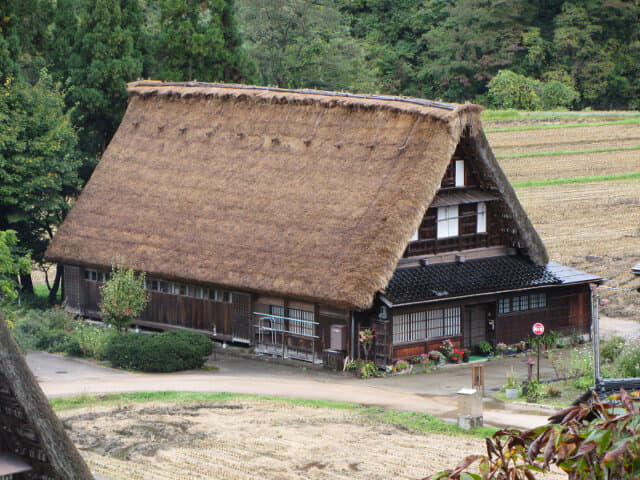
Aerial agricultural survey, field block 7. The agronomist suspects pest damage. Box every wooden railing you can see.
[405,233,489,257]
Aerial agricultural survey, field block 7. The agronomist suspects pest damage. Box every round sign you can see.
[532,322,545,336]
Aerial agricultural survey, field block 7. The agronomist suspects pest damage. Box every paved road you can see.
[27,349,562,430]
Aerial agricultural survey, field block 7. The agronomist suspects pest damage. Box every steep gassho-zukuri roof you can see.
[46,81,546,309]
[0,315,94,479]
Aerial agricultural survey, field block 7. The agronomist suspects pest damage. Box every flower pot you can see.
[505,388,519,399]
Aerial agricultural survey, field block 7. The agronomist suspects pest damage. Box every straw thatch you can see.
[0,315,94,479]
[46,81,546,309]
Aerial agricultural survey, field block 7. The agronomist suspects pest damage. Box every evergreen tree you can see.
[157,0,255,82]
[239,0,373,91]
[65,0,142,168]
[0,0,21,82]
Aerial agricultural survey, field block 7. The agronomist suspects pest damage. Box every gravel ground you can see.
[60,400,566,480]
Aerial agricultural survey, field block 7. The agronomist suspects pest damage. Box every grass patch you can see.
[50,391,495,438]
[485,118,640,133]
[361,407,496,438]
[512,172,640,188]
[496,144,640,159]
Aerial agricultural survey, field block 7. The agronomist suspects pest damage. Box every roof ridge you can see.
[129,80,464,111]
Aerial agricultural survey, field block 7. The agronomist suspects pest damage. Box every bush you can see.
[487,70,543,110]
[615,343,640,378]
[104,329,213,372]
[427,389,640,480]
[600,336,626,363]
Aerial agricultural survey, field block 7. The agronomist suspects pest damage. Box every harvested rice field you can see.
[515,179,640,317]
[498,149,640,183]
[485,114,640,319]
[60,399,564,480]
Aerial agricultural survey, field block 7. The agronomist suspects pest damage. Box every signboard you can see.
[532,322,544,336]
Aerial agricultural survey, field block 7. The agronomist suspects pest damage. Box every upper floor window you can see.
[477,202,487,233]
[437,205,459,239]
[455,160,465,187]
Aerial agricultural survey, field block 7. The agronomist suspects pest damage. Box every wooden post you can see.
[472,363,485,396]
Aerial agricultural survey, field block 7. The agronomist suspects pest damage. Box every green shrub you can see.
[487,70,543,110]
[600,336,626,363]
[104,329,213,372]
[615,343,640,378]
[72,322,114,359]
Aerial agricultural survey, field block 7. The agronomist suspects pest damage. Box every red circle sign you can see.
[532,323,545,336]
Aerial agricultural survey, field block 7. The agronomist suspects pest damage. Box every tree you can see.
[238,0,373,91]
[157,0,256,83]
[65,0,143,169]
[487,70,543,110]
[99,265,149,333]
[0,71,80,300]
[0,0,21,83]
[0,230,31,305]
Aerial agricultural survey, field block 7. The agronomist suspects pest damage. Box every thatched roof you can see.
[0,316,94,479]
[46,81,546,309]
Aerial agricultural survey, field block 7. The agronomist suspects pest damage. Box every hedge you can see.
[104,329,213,372]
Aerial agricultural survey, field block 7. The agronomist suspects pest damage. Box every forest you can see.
[0,0,639,301]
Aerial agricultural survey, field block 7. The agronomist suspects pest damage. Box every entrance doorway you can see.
[464,304,488,349]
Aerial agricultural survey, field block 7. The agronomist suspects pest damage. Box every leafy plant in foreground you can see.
[425,388,640,479]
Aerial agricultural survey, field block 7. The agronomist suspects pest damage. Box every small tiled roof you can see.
[546,262,602,284]
[382,256,599,306]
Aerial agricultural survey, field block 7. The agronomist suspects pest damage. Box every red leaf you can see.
[573,440,597,458]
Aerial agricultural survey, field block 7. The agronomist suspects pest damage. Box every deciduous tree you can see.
[99,265,149,333]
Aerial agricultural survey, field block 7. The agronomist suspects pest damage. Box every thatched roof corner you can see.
[0,315,94,479]
[46,81,542,310]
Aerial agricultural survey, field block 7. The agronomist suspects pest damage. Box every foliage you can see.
[0,72,80,284]
[427,389,640,480]
[477,341,493,355]
[393,359,410,373]
[0,230,30,304]
[7,306,113,358]
[505,367,520,389]
[238,0,373,91]
[103,330,213,372]
[99,265,149,333]
[65,0,142,164]
[358,360,378,379]
[449,348,464,363]
[487,70,543,110]
[614,343,640,378]
[600,336,626,364]
[157,0,255,83]
[496,342,508,355]
[439,339,454,357]
[522,379,543,402]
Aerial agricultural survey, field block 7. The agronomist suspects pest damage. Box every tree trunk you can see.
[20,272,34,295]
[49,267,63,305]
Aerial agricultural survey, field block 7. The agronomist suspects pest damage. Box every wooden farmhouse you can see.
[46,81,601,366]
[0,316,94,480]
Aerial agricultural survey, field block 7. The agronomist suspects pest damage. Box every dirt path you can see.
[599,315,640,340]
[30,351,557,431]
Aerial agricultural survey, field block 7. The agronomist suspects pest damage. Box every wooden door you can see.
[464,305,487,348]
[231,293,252,343]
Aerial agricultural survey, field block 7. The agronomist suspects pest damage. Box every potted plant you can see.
[449,348,464,363]
[462,349,470,363]
[478,341,493,357]
[496,342,508,356]
[438,339,454,359]
[504,367,520,399]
